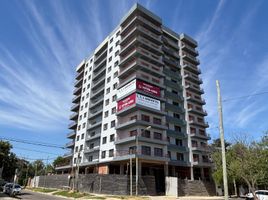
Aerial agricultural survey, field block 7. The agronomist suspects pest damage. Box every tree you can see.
[53,156,69,168]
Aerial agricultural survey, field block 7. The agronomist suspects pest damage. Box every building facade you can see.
[57,3,211,193]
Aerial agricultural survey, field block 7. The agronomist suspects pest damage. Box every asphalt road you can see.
[0,190,68,200]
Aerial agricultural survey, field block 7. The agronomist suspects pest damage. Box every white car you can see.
[246,190,268,200]
[3,183,22,196]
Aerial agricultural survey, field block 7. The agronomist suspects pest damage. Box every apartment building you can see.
[57,3,211,193]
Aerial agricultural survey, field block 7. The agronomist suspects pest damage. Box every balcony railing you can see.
[181,42,199,56]
[189,120,209,128]
[188,107,208,116]
[182,62,201,74]
[67,131,76,139]
[65,141,75,148]
[182,52,200,65]
[184,73,203,84]
[185,84,204,95]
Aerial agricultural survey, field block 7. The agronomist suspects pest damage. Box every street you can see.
[0,190,67,200]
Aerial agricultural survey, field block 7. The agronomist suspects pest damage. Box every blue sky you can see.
[0,0,268,162]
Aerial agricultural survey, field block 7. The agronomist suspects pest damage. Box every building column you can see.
[120,163,124,175]
[201,168,205,180]
[190,166,194,180]
[164,162,169,177]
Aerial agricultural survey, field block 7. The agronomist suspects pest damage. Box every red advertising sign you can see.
[136,80,161,97]
[117,93,136,112]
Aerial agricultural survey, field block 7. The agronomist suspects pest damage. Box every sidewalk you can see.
[149,196,224,200]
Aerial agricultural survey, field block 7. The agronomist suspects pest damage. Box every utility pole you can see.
[135,134,138,196]
[130,157,132,196]
[216,80,229,200]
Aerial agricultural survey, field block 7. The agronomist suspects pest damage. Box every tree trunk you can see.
[233,179,237,197]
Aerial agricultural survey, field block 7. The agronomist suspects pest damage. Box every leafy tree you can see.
[53,156,69,168]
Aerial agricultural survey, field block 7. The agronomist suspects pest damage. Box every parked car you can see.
[0,180,7,191]
[3,183,22,196]
[246,190,268,200]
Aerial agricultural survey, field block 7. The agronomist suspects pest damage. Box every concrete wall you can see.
[166,177,177,196]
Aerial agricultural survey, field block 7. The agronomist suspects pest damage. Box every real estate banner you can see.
[117,93,136,112]
[117,79,160,99]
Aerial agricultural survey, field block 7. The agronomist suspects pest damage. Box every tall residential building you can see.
[57,3,212,193]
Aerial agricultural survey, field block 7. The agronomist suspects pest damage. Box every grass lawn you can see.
[29,187,58,193]
[53,190,87,198]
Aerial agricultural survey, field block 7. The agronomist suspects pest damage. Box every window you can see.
[114,60,119,66]
[111,120,115,128]
[106,88,110,94]
[175,126,181,132]
[81,133,84,139]
[90,131,95,137]
[102,137,107,144]
[154,148,163,157]
[141,146,151,156]
[78,125,81,131]
[153,117,161,125]
[116,40,120,46]
[130,130,137,136]
[82,96,84,101]
[82,122,86,128]
[75,146,78,152]
[109,47,113,53]
[107,77,111,83]
[79,115,82,120]
[112,107,116,114]
[87,84,90,89]
[109,149,114,157]
[84,79,87,84]
[105,99,109,106]
[199,129,205,135]
[80,145,83,151]
[110,37,113,43]
[88,156,93,162]
[172,90,178,95]
[141,129,150,138]
[192,140,198,147]
[141,114,150,122]
[129,146,136,154]
[109,56,112,62]
[104,111,109,118]
[173,113,180,119]
[112,95,117,102]
[80,105,83,111]
[88,75,91,80]
[173,101,179,106]
[101,151,106,158]
[177,153,184,161]
[110,134,115,142]
[176,139,183,146]
[103,123,108,130]
[108,66,112,72]
[193,154,199,162]
[84,112,87,118]
[130,115,137,120]
[190,127,196,134]
[113,83,118,90]
[85,102,88,108]
[74,158,77,164]
[83,88,85,92]
[85,71,88,75]
[168,151,171,158]
[90,59,93,63]
[154,132,162,140]
[116,31,120,37]
[113,71,118,78]
[90,143,94,149]
[86,93,89,98]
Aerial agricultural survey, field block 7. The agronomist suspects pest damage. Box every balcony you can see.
[168,144,188,152]
[91,87,104,98]
[89,96,104,109]
[70,103,79,112]
[190,132,211,140]
[116,119,167,131]
[73,85,82,95]
[92,67,106,82]
[188,108,207,116]
[166,115,186,126]
[186,96,206,105]
[137,16,162,34]
[193,160,213,167]
[115,134,168,146]
[180,33,198,48]
[72,94,81,104]
[163,68,181,80]
[87,121,102,131]
[84,146,100,154]
[189,120,209,128]
[162,46,180,60]
[92,76,105,91]
[163,56,179,68]
[65,141,75,148]
[162,37,179,50]
[88,109,103,120]
[164,79,183,91]
[75,70,84,80]
[85,133,101,141]
[68,121,77,130]
[63,152,73,158]
[93,58,106,73]
[67,131,76,139]
[94,49,107,65]
[164,91,184,102]
[166,129,187,139]
[182,62,201,74]
[182,53,200,65]
[169,160,190,167]
[185,84,204,95]
[192,146,210,153]
[184,73,203,84]
[69,112,79,120]
[74,78,83,88]
[165,102,185,114]
[181,43,199,56]
[119,58,164,79]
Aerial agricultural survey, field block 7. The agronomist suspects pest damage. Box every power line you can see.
[0,137,65,149]
[13,146,62,156]
[222,91,268,102]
